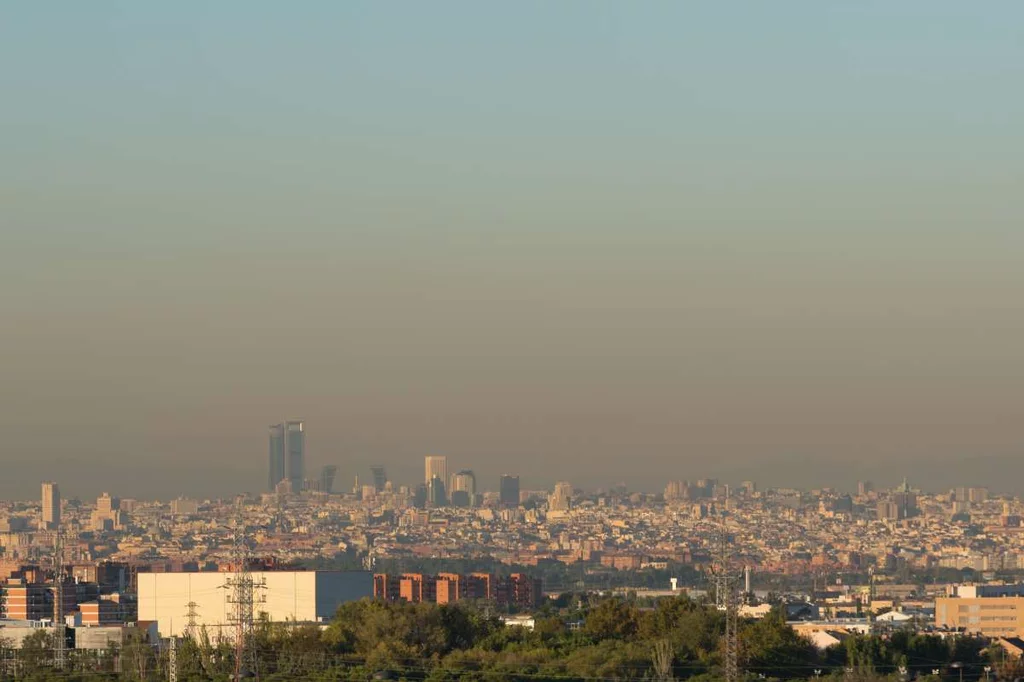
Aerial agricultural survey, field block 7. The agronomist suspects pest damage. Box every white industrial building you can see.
[137,571,372,638]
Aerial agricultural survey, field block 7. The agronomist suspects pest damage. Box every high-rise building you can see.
[505,573,543,609]
[952,486,989,504]
[373,572,541,608]
[451,470,476,496]
[171,498,199,516]
[549,481,573,512]
[370,465,387,493]
[425,456,448,487]
[499,475,520,508]
[91,492,123,531]
[436,573,462,604]
[319,465,337,494]
[285,421,305,491]
[268,424,286,491]
[41,482,60,530]
[664,481,684,501]
[413,483,428,509]
[892,478,918,519]
[858,481,874,497]
[96,492,118,516]
[428,476,448,507]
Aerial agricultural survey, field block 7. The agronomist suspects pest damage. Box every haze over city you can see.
[3,2,1024,500]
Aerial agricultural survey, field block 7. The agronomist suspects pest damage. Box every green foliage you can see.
[581,597,641,641]
[0,597,998,681]
[741,608,818,680]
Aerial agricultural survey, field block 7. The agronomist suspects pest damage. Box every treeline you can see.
[3,595,1021,682]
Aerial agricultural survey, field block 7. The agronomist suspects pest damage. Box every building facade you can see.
[935,595,1024,638]
[499,475,520,508]
[425,456,448,487]
[373,572,541,609]
[269,421,305,491]
[549,482,573,512]
[284,421,305,491]
[137,570,372,638]
[41,482,60,530]
[268,423,286,491]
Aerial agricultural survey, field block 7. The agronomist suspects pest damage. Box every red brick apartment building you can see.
[374,572,542,609]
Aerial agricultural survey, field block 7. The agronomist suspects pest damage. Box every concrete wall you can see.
[0,624,48,648]
[75,626,129,650]
[137,571,372,637]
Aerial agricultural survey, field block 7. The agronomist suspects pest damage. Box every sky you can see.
[2,2,1023,500]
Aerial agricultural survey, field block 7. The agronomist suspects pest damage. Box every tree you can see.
[16,629,54,676]
[122,629,155,681]
[582,598,641,641]
[653,638,674,682]
[740,608,819,680]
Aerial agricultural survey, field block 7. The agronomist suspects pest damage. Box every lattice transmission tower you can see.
[184,601,200,639]
[222,503,266,680]
[710,514,741,682]
[52,529,68,668]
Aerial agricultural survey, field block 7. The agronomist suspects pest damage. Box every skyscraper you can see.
[451,470,477,507]
[425,456,448,487]
[499,475,520,508]
[268,424,286,491]
[451,470,476,495]
[549,481,573,512]
[319,465,337,494]
[428,476,448,507]
[285,421,305,491]
[370,465,387,493]
[413,483,428,509]
[41,482,61,530]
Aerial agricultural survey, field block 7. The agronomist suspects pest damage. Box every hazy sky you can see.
[2,2,1023,500]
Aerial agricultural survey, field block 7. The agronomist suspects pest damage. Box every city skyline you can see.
[5,431,1023,500]
[4,3,1024,499]
[6,465,1010,506]
[5,3,1024,677]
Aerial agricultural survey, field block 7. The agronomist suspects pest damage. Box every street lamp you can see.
[951,662,964,682]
